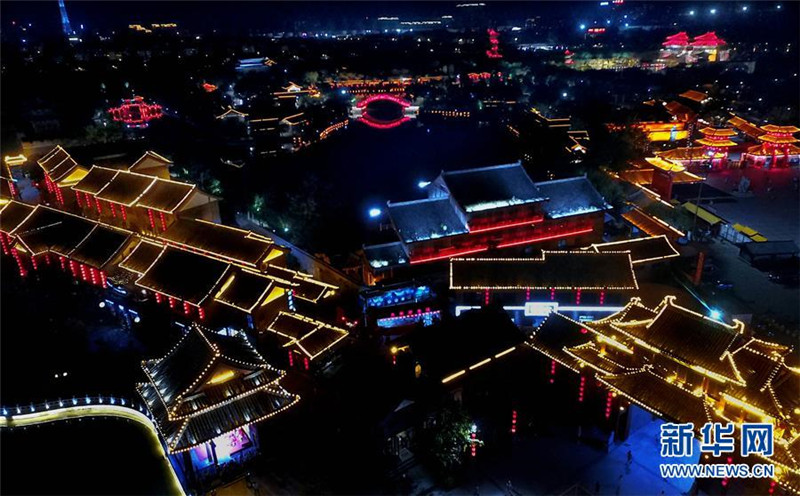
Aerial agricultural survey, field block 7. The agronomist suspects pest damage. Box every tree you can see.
[82,122,124,145]
[586,170,625,210]
[643,202,694,232]
[419,403,474,486]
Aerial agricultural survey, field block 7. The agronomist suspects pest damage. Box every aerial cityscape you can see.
[0,1,798,495]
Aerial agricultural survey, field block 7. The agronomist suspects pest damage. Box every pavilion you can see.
[741,125,800,169]
[137,324,299,477]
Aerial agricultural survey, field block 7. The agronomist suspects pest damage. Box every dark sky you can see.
[2,1,797,38]
[1,1,580,33]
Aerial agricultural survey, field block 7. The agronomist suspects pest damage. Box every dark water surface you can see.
[1,417,179,495]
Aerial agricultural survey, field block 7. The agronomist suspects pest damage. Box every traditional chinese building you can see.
[108,96,163,128]
[363,163,608,282]
[449,250,641,326]
[71,166,220,232]
[621,207,686,242]
[695,127,738,169]
[36,146,90,205]
[528,296,800,495]
[617,157,703,200]
[741,125,800,169]
[137,324,300,479]
[660,31,729,64]
[0,200,342,355]
[36,146,221,227]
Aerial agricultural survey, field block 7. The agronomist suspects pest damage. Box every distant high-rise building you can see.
[58,0,76,38]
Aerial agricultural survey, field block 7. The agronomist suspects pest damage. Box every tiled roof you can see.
[119,240,164,274]
[615,298,744,383]
[72,166,120,194]
[135,247,230,305]
[265,312,348,360]
[136,180,195,213]
[138,325,297,453]
[584,235,680,264]
[601,369,714,428]
[679,90,709,103]
[387,197,468,243]
[69,225,133,269]
[95,170,157,206]
[450,251,637,290]
[0,200,35,234]
[363,241,409,269]
[213,269,277,313]
[535,176,609,219]
[37,146,80,182]
[621,208,685,239]
[11,206,96,256]
[441,162,545,213]
[161,218,284,268]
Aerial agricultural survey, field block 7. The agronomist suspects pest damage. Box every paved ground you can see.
[704,167,800,244]
[416,415,698,496]
[702,240,800,325]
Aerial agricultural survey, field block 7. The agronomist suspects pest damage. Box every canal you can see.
[1,417,181,495]
[232,118,519,256]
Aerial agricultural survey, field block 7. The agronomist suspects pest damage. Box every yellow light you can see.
[206,369,235,385]
[390,346,398,355]
[469,358,491,370]
[721,393,774,421]
[494,347,515,358]
[4,154,26,166]
[442,370,466,384]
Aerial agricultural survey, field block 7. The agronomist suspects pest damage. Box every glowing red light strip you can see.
[468,216,544,233]
[355,93,412,109]
[496,226,593,249]
[409,227,593,264]
[409,246,489,264]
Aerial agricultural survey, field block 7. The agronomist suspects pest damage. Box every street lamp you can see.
[368,208,382,218]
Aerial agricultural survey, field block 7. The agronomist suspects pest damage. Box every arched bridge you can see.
[350,93,419,129]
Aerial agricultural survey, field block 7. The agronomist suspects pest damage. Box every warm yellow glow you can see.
[469,358,491,370]
[4,154,26,166]
[494,347,516,358]
[649,130,688,142]
[691,365,729,384]
[596,334,634,354]
[214,274,236,299]
[264,248,285,263]
[206,369,236,385]
[260,286,285,306]
[721,393,774,422]
[390,346,398,355]
[441,370,466,384]
[57,166,89,187]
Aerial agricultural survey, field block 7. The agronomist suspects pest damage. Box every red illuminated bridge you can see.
[350,93,419,130]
